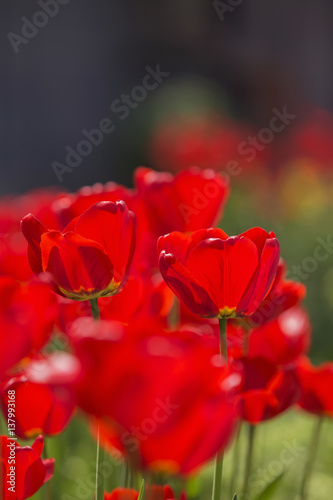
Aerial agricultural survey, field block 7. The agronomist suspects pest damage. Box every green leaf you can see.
[137,479,145,500]
[232,494,237,500]
[255,471,285,500]
[254,472,285,500]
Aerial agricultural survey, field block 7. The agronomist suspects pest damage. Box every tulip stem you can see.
[95,423,105,500]
[299,416,323,500]
[90,299,104,500]
[218,318,228,360]
[229,423,241,497]
[211,319,228,500]
[90,298,101,320]
[123,461,129,487]
[242,424,256,499]
[42,439,52,500]
[212,453,224,500]
[0,411,5,434]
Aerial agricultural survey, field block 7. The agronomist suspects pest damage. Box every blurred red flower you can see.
[241,260,306,329]
[147,115,254,173]
[134,167,229,235]
[285,106,333,169]
[21,201,136,301]
[54,182,133,229]
[0,277,57,382]
[0,188,65,236]
[0,189,68,281]
[105,485,183,500]
[0,233,34,281]
[105,489,138,500]
[245,306,311,365]
[234,357,301,423]
[70,318,240,475]
[297,357,333,417]
[0,434,54,500]
[1,353,80,439]
[228,306,311,365]
[158,227,280,319]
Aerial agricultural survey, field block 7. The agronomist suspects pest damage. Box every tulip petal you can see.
[240,227,275,255]
[16,442,46,498]
[235,389,279,423]
[158,232,192,266]
[43,458,55,483]
[186,237,258,315]
[41,231,114,299]
[159,251,219,317]
[74,201,136,283]
[237,237,280,316]
[158,228,229,267]
[21,214,48,273]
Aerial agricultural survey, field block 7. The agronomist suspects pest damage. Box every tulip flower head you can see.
[70,318,241,475]
[158,227,280,319]
[297,357,333,417]
[21,201,136,301]
[0,434,54,500]
[1,352,80,439]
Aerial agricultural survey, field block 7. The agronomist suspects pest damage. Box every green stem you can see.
[123,461,130,488]
[299,417,323,500]
[218,318,228,360]
[90,299,104,500]
[90,298,101,320]
[212,454,224,500]
[211,318,228,500]
[42,439,52,500]
[242,424,256,500]
[229,423,241,497]
[95,424,105,500]
[0,411,5,434]
[168,297,180,329]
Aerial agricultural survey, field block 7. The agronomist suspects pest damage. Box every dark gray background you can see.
[1,0,333,193]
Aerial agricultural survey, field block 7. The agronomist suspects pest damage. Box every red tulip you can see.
[297,357,333,417]
[158,227,280,319]
[234,357,301,424]
[0,434,54,500]
[1,353,80,439]
[21,201,136,300]
[70,319,240,474]
[105,485,182,500]
[0,277,57,382]
[134,167,229,234]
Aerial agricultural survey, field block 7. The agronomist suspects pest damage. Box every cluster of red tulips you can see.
[0,166,332,500]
